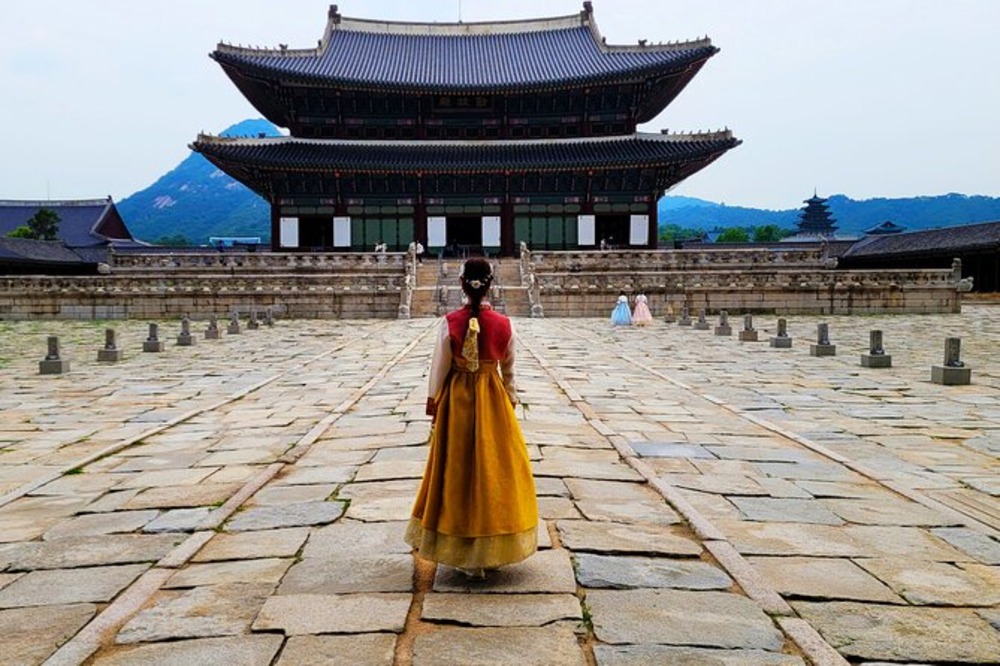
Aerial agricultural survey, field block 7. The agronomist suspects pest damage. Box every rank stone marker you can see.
[738,314,759,342]
[143,323,165,353]
[97,328,123,362]
[861,329,892,368]
[663,303,676,324]
[39,336,70,374]
[678,307,692,327]
[931,337,972,385]
[770,318,793,348]
[205,314,221,340]
[177,315,196,346]
[248,310,260,330]
[264,308,275,327]
[714,310,732,336]
[693,308,711,330]
[810,322,836,356]
[227,312,242,335]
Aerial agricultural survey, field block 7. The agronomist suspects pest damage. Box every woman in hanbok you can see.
[632,293,653,326]
[611,291,633,326]
[406,258,538,578]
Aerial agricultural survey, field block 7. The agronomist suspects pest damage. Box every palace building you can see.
[193,3,739,256]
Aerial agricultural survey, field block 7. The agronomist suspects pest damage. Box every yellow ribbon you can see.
[462,317,481,372]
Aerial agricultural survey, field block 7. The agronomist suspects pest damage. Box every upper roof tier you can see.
[212,3,717,93]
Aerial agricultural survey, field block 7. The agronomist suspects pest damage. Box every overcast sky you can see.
[2,0,998,210]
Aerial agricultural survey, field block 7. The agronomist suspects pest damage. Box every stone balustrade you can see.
[527,248,831,273]
[110,250,408,273]
[0,273,405,320]
[533,266,961,316]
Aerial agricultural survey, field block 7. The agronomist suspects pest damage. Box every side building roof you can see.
[842,220,1000,259]
[212,4,717,96]
[0,197,134,248]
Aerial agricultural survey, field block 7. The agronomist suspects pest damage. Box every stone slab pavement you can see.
[0,306,997,664]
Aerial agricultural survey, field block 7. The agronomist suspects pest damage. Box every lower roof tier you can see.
[192,132,739,199]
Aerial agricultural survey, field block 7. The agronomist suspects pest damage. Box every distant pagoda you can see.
[795,193,839,237]
[192,3,739,255]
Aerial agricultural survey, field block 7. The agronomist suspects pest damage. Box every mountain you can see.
[118,119,281,244]
[119,118,1000,244]
[659,193,1000,236]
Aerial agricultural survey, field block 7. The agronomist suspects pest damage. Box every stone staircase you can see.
[493,259,530,318]
[407,258,531,318]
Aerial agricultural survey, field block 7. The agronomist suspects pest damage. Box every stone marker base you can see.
[97,349,123,362]
[248,322,260,330]
[678,318,692,327]
[714,325,732,336]
[739,330,759,342]
[177,335,196,347]
[664,315,676,323]
[143,341,166,353]
[770,337,793,348]
[861,353,892,368]
[39,359,70,374]
[227,326,241,335]
[205,330,221,340]
[693,322,710,331]
[810,344,836,357]
[931,365,971,385]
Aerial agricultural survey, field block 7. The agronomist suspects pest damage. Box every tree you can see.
[752,224,792,242]
[5,207,61,240]
[153,234,192,247]
[716,227,750,243]
[658,224,704,243]
[27,208,60,240]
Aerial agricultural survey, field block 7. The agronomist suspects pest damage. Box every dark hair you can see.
[460,258,493,317]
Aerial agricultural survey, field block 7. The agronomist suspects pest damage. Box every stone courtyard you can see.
[0,306,998,665]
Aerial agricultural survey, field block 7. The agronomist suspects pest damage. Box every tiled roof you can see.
[212,7,716,91]
[843,221,1000,258]
[0,237,90,264]
[191,131,740,173]
[0,198,129,247]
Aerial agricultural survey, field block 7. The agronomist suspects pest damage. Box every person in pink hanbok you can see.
[632,293,653,326]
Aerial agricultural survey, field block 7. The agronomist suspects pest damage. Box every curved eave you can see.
[212,45,717,97]
[190,134,741,178]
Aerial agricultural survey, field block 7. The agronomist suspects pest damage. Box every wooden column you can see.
[501,200,515,257]
[648,195,659,250]
[269,204,281,252]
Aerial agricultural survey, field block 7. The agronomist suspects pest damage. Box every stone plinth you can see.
[143,340,165,352]
[739,330,759,342]
[177,316,196,346]
[97,349,123,362]
[770,336,792,348]
[931,365,971,385]
[714,325,732,336]
[39,358,70,374]
[861,353,892,368]
[810,343,836,357]
[39,336,69,374]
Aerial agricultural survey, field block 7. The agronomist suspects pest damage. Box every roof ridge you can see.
[0,198,111,207]
[214,3,711,58]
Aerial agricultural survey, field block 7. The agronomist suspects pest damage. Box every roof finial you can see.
[583,1,593,14]
[329,5,341,23]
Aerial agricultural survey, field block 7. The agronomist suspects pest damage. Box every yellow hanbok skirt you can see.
[406,360,538,569]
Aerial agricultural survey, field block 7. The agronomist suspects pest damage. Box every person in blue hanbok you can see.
[611,291,632,326]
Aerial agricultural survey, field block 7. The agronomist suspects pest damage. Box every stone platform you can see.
[0,307,998,664]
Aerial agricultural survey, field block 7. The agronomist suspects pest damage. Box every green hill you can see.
[118,119,279,245]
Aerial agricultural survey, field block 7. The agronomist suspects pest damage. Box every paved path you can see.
[0,307,998,665]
